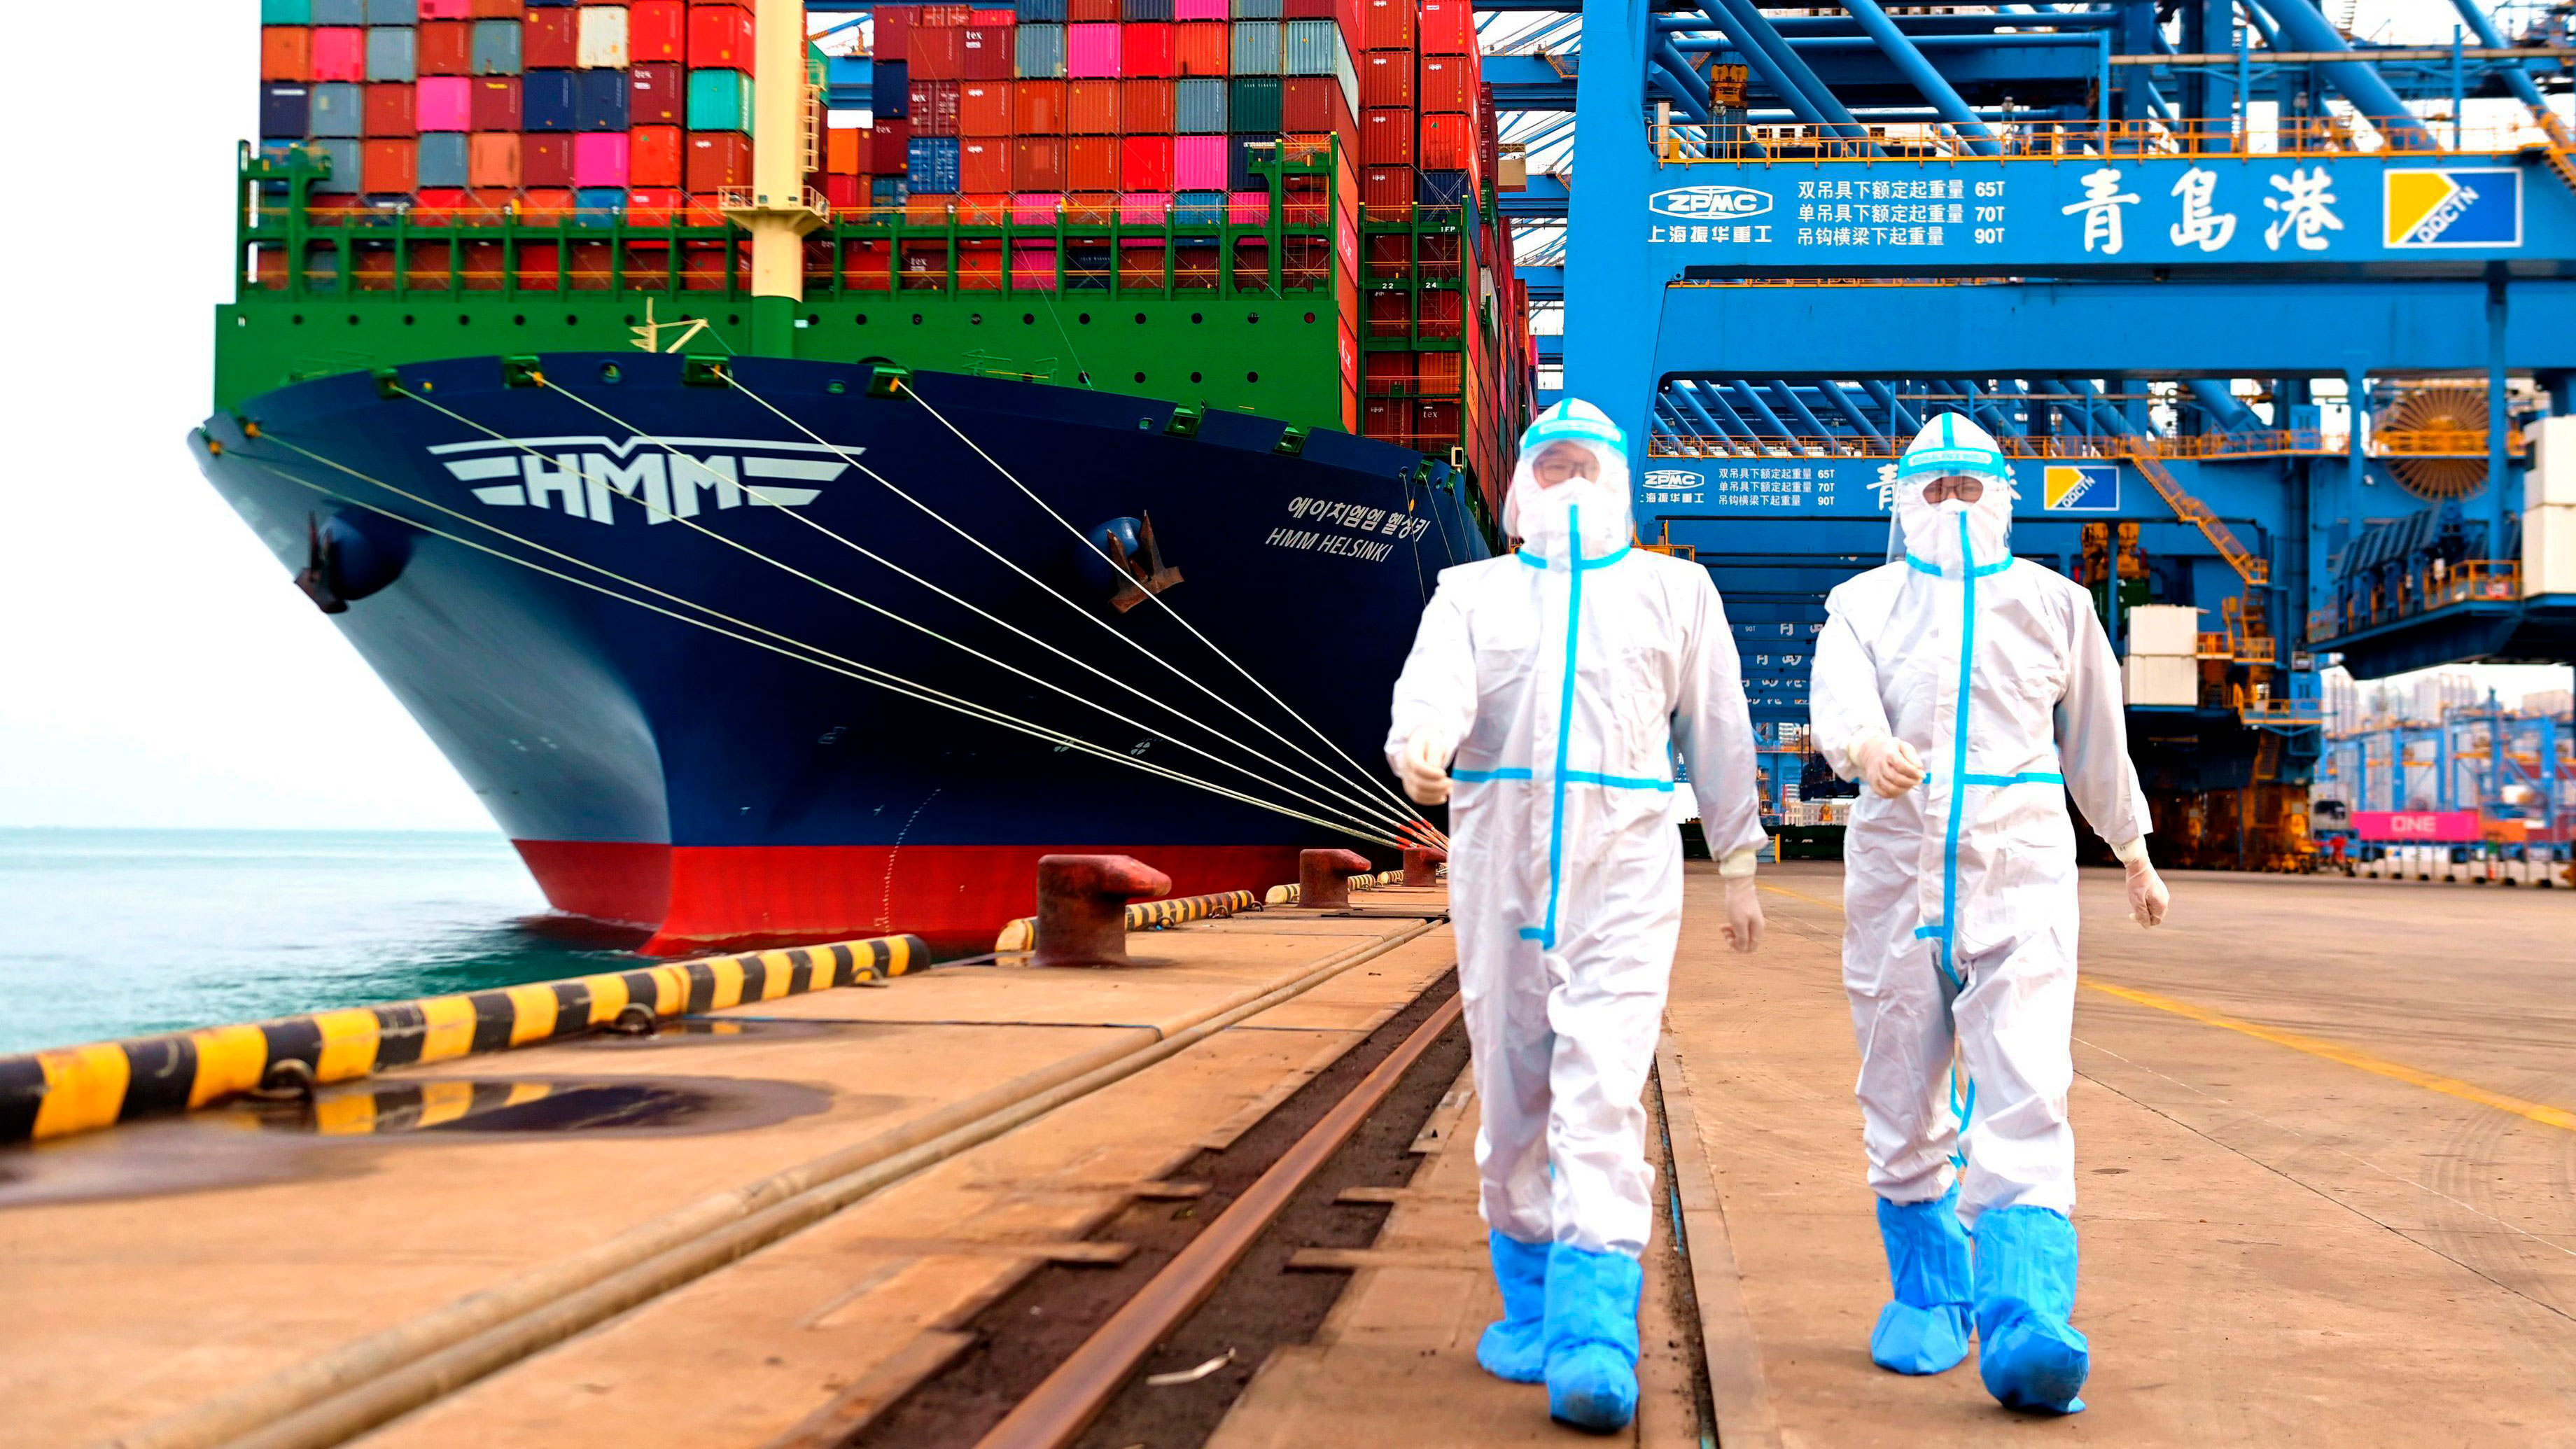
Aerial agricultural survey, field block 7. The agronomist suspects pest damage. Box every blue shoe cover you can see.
[1869,1189,1973,1375]
[1543,1243,1643,1433]
[1973,1205,2090,1415]
[1476,1231,1549,1383]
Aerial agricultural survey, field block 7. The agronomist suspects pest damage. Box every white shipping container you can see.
[2523,503,2576,596]
[2528,416,2576,509]
[2124,603,2202,658]
[578,7,629,69]
[2123,654,2199,706]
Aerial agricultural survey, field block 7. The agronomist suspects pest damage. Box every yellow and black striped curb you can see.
[993,889,1260,953]
[1261,870,1406,906]
[0,934,928,1145]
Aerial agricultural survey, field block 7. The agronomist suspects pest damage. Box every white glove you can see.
[2114,837,2169,927]
[1851,732,1925,799]
[1718,849,1763,953]
[1396,727,1457,806]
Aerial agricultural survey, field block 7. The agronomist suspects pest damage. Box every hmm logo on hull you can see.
[1648,185,1773,220]
[430,435,862,525]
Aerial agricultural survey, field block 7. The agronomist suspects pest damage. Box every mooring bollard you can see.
[1032,854,1174,968]
[1402,846,1446,887]
[1298,848,1375,910]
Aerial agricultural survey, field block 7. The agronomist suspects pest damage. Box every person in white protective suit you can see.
[1809,412,2173,1416]
[1385,398,1768,1434]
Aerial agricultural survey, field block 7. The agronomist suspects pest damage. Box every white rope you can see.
[384,383,1405,847]
[240,439,1410,849]
[890,378,1448,846]
[721,371,1448,850]
[524,378,1424,845]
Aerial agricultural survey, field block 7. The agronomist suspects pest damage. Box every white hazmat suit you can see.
[1809,412,2168,1414]
[1387,398,1766,1431]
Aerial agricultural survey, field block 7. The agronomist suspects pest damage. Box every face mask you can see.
[1900,488,2009,571]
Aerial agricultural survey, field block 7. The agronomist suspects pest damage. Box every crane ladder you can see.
[2122,444,2269,587]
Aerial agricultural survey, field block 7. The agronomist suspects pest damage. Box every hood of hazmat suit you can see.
[1383,396,1766,1266]
[1809,412,2148,1414]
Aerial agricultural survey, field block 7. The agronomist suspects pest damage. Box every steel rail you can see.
[972,990,1468,1449]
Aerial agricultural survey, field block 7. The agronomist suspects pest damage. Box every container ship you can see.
[201,0,1536,953]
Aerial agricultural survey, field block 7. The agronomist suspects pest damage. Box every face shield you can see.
[1506,399,1634,564]
[1886,412,2015,573]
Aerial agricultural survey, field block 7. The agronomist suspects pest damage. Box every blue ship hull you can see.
[194,355,1485,951]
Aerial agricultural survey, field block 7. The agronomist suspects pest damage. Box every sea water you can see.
[0,830,640,1054]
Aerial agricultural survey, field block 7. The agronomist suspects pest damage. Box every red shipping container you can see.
[630,2,686,60]
[875,6,911,62]
[1175,23,1228,77]
[313,28,364,81]
[469,0,525,15]
[1361,164,1413,213]
[363,83,418,137]
[1067,79,1119,134]
[1068,135,1120,191]
[1418,289,1462,337]
[960,138,1012,191]
[630,62,684,123]
[961,24,1015,80]
[262,27,314,82]
[1068,0,1119,20]
[1419,111,1469,170]
[910,79,961,134]
[872,118,913,172]
[688,7,755,66]
[909,24,966,79]
[969,8,1017,24]
[418,20,473,74]
[918,6,974,27]
[1359,52,1409,107]
[960,81,1011,135]
[1014,136,1067,189]
[1361,0,1412,51]
[1419,0,1471,53]
[468,131,520,188]
[1120,79,1173,134]
[626,186,683,224]
[523,132,575,186]
[419,0,472,15]
[1121,134,1173,191]
[685,130,752,190]
[1361,108,1412,167]
[1417,55,1471,113]
[1281,76,1342,131]
[524,10,578,69]
[1286,0,1335,18]
[1013,78,1065,132]
[361,138,417,194]
[470,76,523,129]
[826,127,864,175]
[824,173,866,210]
[1121,23,1175,78]
[631,123,685,185]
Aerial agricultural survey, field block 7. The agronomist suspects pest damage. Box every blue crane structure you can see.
[2316,696,2573,851]
[1485,0,2576,867]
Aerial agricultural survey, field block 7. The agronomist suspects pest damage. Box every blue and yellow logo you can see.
[2384,168,2521,248]
[2042,463,2119,512]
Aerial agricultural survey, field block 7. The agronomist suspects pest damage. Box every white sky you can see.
[0,2,2561,832]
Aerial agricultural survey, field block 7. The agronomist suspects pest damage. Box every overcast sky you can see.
[0,1,2562,833]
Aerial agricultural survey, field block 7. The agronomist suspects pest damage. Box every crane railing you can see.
[1645,429,2346,461]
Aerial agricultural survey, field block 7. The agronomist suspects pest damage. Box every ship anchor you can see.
[1102,512,1183,614]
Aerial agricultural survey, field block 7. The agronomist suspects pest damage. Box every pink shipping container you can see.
[1120,191,1172,224]
[417,76,473,130]
[1011,245,1060,289]
[314,28,365,82]
[1228,190,1270,224]
[1011,192,1065,223]
[1067,23,1122,78]
[574,131,630,187]
[421,0,474,17]
[1173,134,1226,188]
[1175,0,1227,17]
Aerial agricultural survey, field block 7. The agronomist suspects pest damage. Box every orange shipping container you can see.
[960,139,1012,192]
[1067,134,1120,190]
[632,124,685,186]
[468,130,520,189]
[260,27,314,82]
[960,80,1012,134]
[826,127,864,175]
[360,138,417,194]
[1175,23,1228,78]
[1014,78,1066,132]
[1014,135,1067,190]
[1068,79,1119,134]
[1121,78,1173,134]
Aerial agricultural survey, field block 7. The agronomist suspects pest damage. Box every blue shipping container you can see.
[366,0,417,22]
[310,136,362,194]
[417,131,470,188]
[872,59,910,116]
[1017,0,1069,22]
[1417,169,1471,206]
[365,25,417,82]
[872,177,911,207]
[1014,25,1065,78]
[522,69,578,130]
[470,19,522,75]
[310,0,365,23]
[1174,77,1226,133]
[575,188,626,227]
[687,69,753,130]
[574,66,630,130]
[1123,0,1174,18]
[260,0,314,22]
[307,83,363,138]
[259,83,311,139]
[907,136,960,193]
[1173,190,1226,226]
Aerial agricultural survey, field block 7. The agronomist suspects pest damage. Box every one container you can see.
[960,80,1012,134]
[908,134,963,192]
[1415,168,1471,207]
[874,58,911,115]
[909,23,966,78]
[1067,134,1119,189]
[960,136,1011,192]
[1359,50,1408,106]
[1014,137,1067,189]
[574,186,626,227]
[417,130,471,188]
[1121,77,1174,132]
[629,1,685,62]
[522,132,575,187]
[1018,0,1069,20]
[1013,77,1066,131]
[1226,132,1271,190]
[1014,24,1065,78]
[1418,111,1469,170]
[366,26,417,80]
[575,6,629,67]
[871,118,912,173]
[1175,0,1226,17]
[1068,0,1118,20]
[522,68,577,129]
[264,0,316,21]
[1121,22,1175,77]
[417,0,471,17]
[1280,20,1336,76]
[1121,134,1173,190]
[469,75,522,129]
[363,80,416,136]
[1067,22,1121,77]
[687,69,753,130]
[962,24,1016,80]
[309,136,363,193]
[875,6,913,60]
[1360,163,1413,212]
[1418,54,1471,112]
[1174,22,1227,76]
[360,136,417,193]
[629,61,684,124]
[1123,0,1175,18]
[1231,0,1282,18]
[260,83,313,138]
[574,130,629,186]
[1228,20,1279,75]
[523,9,578,69]
[1174,76,1226,132]
[417,20,472,74]
[1360,0,1410,50]
[1418,0,1474,54]
[1119,190,1171,223]
[873,176,912,206]
[470,18,522,74]
[1360,106,1410,165]
[575,66,630,130]
[1280,75,1344,131]
[1172,188,1224,224]
[262,27,316,83]
[688,6,755,67]
[417,75,472,129]
[312,0,365,21]
[1173,133,1226,188]
[1227,75,1280,132]
[468,130,520,188]
[631,123,684,186]
[1067,78,1118,132]
[686,130,754,190]
[1010,243,1060,289]
[910,79,961,134]
[314,27,366,81]
[368,0,416,22]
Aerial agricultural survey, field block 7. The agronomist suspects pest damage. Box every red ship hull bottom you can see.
[512,839,1312,956]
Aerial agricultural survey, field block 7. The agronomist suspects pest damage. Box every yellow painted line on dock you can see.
[1757,881,1843,911]
[2082,979,2576,1134]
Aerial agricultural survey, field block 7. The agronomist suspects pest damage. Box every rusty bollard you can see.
[1402,846,1447,887]
[1032,854,1172,968]
[1298,848,1375,911]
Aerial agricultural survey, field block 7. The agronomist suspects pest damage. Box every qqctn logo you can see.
[1648,186,1772,220]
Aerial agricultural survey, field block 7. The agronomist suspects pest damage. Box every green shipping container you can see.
[1227,76,1281,135]
[686,69,755,132]
[261,0,314,20]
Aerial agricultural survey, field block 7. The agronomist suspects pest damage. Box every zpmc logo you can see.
[1648,185,1773,220]
[2384,168,2521,248]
